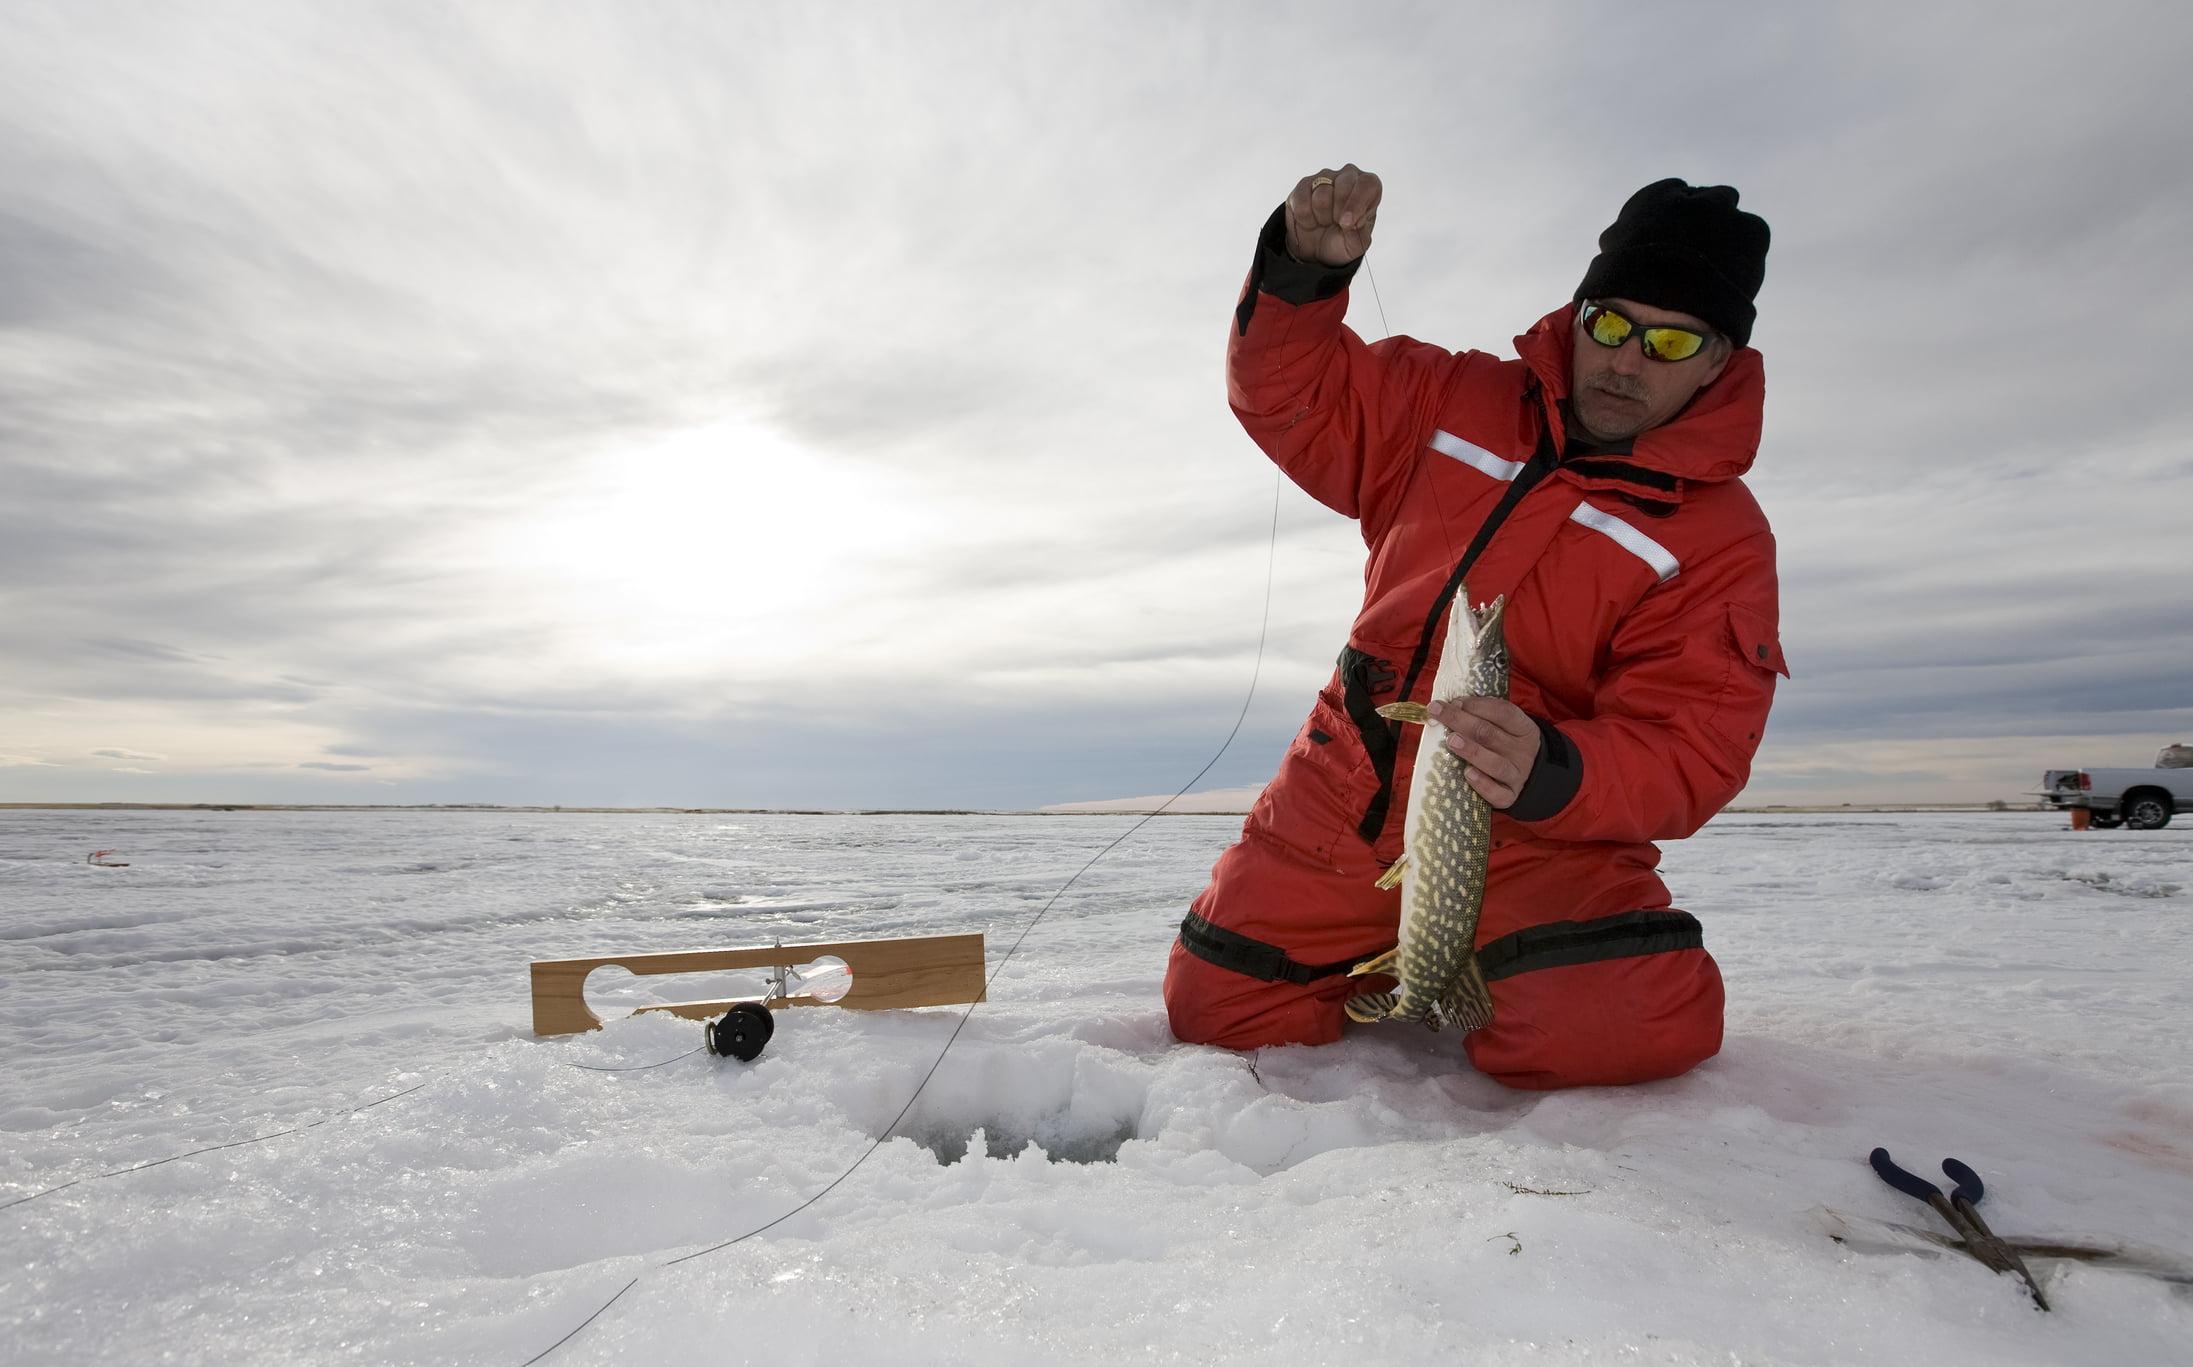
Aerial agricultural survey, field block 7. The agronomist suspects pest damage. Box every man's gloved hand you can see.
[1427,696,1545,810]
[1284,164,1381,266]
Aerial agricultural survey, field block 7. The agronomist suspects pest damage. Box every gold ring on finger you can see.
[1309,176,1334,190]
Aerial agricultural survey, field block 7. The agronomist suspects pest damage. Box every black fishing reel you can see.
[704,1002,775,1062]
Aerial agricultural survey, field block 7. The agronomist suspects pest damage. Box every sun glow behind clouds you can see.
[494,416,932,682]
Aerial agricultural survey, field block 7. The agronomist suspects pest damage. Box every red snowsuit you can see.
[1163,237,1787,1090]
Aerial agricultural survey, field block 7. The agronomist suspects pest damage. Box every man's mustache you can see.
[1588,375,1649,402]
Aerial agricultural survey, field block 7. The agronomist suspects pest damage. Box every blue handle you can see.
[1941,1157,1985,1205]
[1870,1147,1943,1202]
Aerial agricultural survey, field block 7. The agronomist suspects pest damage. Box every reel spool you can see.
[704,1002,775,1061]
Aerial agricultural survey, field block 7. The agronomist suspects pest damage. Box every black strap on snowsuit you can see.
[1475,909,1703,982]
[1342,415,1560,845]
[1177,907,1705,987]
[1178,910,1364,985]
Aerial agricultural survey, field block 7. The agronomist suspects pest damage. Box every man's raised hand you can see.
[1284,164,1381,266]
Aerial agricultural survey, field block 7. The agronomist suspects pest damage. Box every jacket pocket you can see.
[1253,671,1387,869]
[1726,604,1789,678]
[1708,603,1788,750]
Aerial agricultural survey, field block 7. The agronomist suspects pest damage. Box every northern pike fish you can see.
[1343,588,1506,1031]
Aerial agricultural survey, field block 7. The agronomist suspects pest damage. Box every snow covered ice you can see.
[2,808,2189,1365]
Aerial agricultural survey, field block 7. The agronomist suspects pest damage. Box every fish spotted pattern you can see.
[1343,588,1506,1031]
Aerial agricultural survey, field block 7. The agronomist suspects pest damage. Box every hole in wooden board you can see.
[786,955,852,1004]
[582,956,856,1016]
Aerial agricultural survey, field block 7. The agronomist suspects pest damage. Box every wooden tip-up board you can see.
[529,932,986,1037]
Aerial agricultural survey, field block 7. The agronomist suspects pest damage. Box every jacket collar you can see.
[1513,303,1765,499]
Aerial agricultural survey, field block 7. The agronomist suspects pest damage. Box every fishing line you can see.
[1365,260,1392,340]
[0,1077,436,1213]
[1363,257,1458,565]
[562,1047,707,1073]
[2,1031,679,1212]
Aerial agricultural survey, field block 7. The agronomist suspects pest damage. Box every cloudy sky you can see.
[3,1,2189,810]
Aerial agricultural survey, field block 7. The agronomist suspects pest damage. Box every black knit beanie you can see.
[1574,178,1769,347]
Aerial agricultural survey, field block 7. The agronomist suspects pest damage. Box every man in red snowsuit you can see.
[1164,166,1786,1089]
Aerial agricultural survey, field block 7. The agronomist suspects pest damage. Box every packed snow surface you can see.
[2,808,2189,1365]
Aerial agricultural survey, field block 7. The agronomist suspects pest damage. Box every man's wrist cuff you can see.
[1508,715,1583,822]
[1252,203,1361,306]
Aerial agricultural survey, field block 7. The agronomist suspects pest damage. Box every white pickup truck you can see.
[2038,745,2193,829]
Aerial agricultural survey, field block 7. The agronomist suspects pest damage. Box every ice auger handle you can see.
[1868,1147,1942,1202]
[1940,1157,1985,1204]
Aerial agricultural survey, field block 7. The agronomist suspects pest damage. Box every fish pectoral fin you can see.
[1347,947,1398,981]
[1442,957,1496,1033]
[1373,854,1410,890]
[1375,701,1432,724]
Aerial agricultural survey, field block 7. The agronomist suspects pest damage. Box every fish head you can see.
[1468,594,1509,682]
[1465,593,1507,645]
[1435,588,1510,699]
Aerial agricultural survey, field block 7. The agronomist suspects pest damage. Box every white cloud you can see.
[3,2,2189,807]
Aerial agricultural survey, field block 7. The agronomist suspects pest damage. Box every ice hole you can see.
[895,1114,1142,1166]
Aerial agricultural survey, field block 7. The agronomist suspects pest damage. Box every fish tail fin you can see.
[1344,989,1397,1024]
[1373,854,1409,890]
[1441,957,1496,1033]
[1343,947,1399,1022]
[1376,701,1432,724]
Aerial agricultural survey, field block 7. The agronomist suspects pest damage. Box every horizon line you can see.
[0,800,2053,816]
